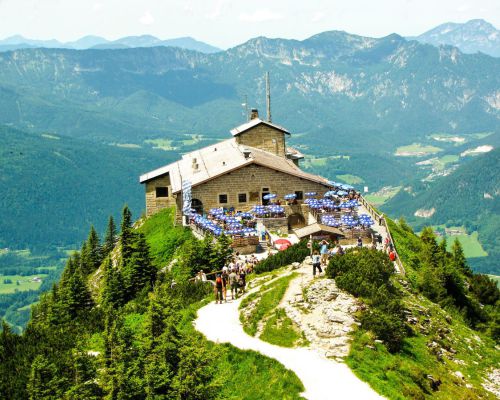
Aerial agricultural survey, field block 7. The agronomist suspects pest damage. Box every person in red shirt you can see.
[389,251,396,262]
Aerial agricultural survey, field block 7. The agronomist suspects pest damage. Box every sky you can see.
[0,0,498,49]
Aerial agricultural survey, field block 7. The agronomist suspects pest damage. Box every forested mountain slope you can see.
[383,149,500,274]
[0,125,174,249]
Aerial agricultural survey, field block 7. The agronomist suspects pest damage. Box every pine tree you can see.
[420,227,439,269]
[86,225,102,272]
[27,355,66,400]
[102,258,124,309]
[103,216,117,257]
[451,238,471,276]
[120,205,135,263]
[122,233,156,300]
[210,233,233,271]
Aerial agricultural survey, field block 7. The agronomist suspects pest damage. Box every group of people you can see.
[311,239,346,277]
[195,254,259,304]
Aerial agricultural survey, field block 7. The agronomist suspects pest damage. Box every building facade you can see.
[140,110,331,223]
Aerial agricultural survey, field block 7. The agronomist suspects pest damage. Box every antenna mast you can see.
[266,71,272,123]
[243,94,249,121]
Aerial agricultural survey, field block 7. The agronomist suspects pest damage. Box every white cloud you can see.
[239,9,284,23]
[139,10,155,25]
[311,11,325,23]
[205,0,225,20]
[92,2,103,12]
[457,4,470,12]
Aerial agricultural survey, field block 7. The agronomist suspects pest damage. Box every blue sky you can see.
[0,0,498,48]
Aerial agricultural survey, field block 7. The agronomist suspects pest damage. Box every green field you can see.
[445,231,488,258]
[365,186,401,206]
[144,138,176,151]
[487,275,500,288]
[395,143,442,157]
[336,174,364,184]
[0,274,47,294]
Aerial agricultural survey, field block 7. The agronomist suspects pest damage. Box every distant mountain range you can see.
[0,26,497,274]
[409,19,500,57]
[0,34,221,53]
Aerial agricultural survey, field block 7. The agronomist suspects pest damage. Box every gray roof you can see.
[230,118,290,136]
[294,223,344,239]
[139,138,330,193]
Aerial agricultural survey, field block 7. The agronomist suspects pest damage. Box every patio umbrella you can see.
[278,243,292,251]
[263,193,277,200]
[305,192,317,196]
[324,191,337,197]
[275,238,292,246]
[284,193,297,200]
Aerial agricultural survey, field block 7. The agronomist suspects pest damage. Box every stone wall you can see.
[189,164,328,216]
[235,124,286,157]
[144,175,176,217]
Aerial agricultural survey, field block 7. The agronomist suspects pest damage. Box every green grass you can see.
[365,186,401,206]
[17,302,38,311]
[336,174,364,184]
[179,299,305,400]
[260,308,306,347]
[216,343,305,400]
[0,274,47,294]
[138,208,194,267]
[395,143,442,157]
[240,273,297,337]
[347,293,500,400]
[144,138,176,151]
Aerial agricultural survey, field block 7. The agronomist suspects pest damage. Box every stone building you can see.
[139,109,331,224]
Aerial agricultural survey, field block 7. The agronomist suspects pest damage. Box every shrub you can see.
[327,248,408,352]
[254,240,309,274]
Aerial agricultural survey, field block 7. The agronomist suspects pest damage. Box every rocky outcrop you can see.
[281,264,360,360]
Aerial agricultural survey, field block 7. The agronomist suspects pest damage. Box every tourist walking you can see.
[357,237,363,247]
[215,273,224,304]
[238,268,246,295]
[222,268,229,302]
[229,268,238,300]
[312,250,322,277]
[320,240,329,266]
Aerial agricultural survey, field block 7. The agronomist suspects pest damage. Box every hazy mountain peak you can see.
[412,19,499,57]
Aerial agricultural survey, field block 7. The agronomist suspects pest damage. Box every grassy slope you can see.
[345,219,499,400]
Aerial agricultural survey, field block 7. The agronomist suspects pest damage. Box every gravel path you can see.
[194,284,384,400]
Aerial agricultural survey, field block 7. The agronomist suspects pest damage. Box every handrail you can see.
[358,194,406,276]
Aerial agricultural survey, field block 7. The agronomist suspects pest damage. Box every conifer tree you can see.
[27,355,65,400]
[120,205,135,263]
[102,258,124,309]
[103,216,117,257]
[210,233,233,271]
[451,238,471,276]
[122,233,156,299]
[86,225,102,272]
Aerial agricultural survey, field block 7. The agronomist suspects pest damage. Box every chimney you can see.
[192,157,199,172]
[250,108,259,120]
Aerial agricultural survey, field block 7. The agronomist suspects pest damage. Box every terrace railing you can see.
[358,194,406,276]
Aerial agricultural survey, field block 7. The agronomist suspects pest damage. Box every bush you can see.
[327,248,408,352]
[254,240,309,274]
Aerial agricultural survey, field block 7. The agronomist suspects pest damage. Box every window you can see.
[156,187,168,198]
[218,194,228,204]
[262,187,269,192]
[238,193,247,203]
[295,191,304,200]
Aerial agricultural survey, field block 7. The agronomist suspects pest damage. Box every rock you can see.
[291,262,301,269]
[453,371,464,380]
[427,375,442,391]
[465,384,473,389]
